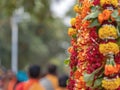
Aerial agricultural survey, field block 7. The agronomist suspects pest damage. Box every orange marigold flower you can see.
[75,76,86,89]
[75,16,81,30]
[102,9,112,20]
[118,9,120,15]
[82,21,90,29]
[98,13,104,24]
[74,70,81,79]
[68,46,74,53]
[104,64,119,75]
[117,64,120,70]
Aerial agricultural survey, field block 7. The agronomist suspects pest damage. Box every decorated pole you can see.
[67,0,120,89]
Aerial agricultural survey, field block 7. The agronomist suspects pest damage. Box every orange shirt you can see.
[23,79,45,90]
[46,74,59,90]
[15,82,24,90]
[56,87,67,90]
[7,79,17,90]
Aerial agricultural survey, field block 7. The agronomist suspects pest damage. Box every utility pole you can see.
[11,14,19,73]
[11,8,23,73]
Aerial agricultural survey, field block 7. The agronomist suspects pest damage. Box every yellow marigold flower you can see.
[73,5,81,13]
[98,25,118,39]
[70,18,76,26]
[68,28,77,37]
[100,0,118,7]
[102,78,120,90]
[99,42,119,55]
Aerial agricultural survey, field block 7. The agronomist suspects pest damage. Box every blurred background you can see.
[0,0,75,74]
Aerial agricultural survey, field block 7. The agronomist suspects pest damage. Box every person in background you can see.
[2,74,9,90]
[7,70,17,90]
[40,64,58,90]
[56,75,69,90]
[40,73,54,90]
[0,77,4,90]
[23,65,45,90]
[15,71,28,90]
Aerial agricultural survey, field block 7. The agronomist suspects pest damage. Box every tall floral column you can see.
[67,0,92,89]
[67,0,120,90]
[98,0,120,89]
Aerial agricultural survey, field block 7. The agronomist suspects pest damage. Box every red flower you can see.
[89,28,99,43]
[93,0,100,5]
[67,78,75,90]
[115,52,120,64]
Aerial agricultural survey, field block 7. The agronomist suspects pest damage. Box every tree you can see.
[0,0,69,73]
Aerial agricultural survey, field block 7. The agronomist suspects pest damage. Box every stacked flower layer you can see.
[67,0,120,89]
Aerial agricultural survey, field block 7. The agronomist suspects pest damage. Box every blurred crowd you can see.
[0,64,68,90]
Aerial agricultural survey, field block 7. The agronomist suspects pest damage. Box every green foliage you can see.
[84,66,103,89]
[0,0,69,72]
[84,11,100,20]
[90,6,100,12]
[72,66,77,72]
[89,19,100,27]
[116,16,120,22]
[111,10,119,18]
[64,58,70,65]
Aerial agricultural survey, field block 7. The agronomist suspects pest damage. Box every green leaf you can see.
[111,10,119,18]
[64,58,70,65]
[116,16,120,22]
[66,79,69,85]
[90,6,97,12]
[90,6,100,12]
[84,66,103,88]
[72,66,77,72]
[72,34,77,38]
[89,19,100,27]
[93,78,103,88]
[84,11,100,20]
[117,37,120,46]
[84,73,94,87]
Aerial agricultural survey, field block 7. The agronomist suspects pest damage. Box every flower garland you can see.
[67,0,120,90]
[67,0,92,89]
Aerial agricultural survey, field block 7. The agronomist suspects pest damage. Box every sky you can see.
[51,0,75,18]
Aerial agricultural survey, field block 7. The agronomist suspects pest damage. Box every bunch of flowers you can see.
[86,44,104,73]
[102,77,120,90]
[100,0,118,7]
[67,0,92,89]
[99,42,119,55]
[104,56,119,75]
[98,9,113,24]
[74,70,86,89]
[67,17,78,89]
[67,0,120,89]
[74,5,82,14]
[98,25,118,39]
[68,28,77,37]
[70,18,76,27]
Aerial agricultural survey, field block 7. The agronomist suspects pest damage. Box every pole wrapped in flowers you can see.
[67,0,120,89]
